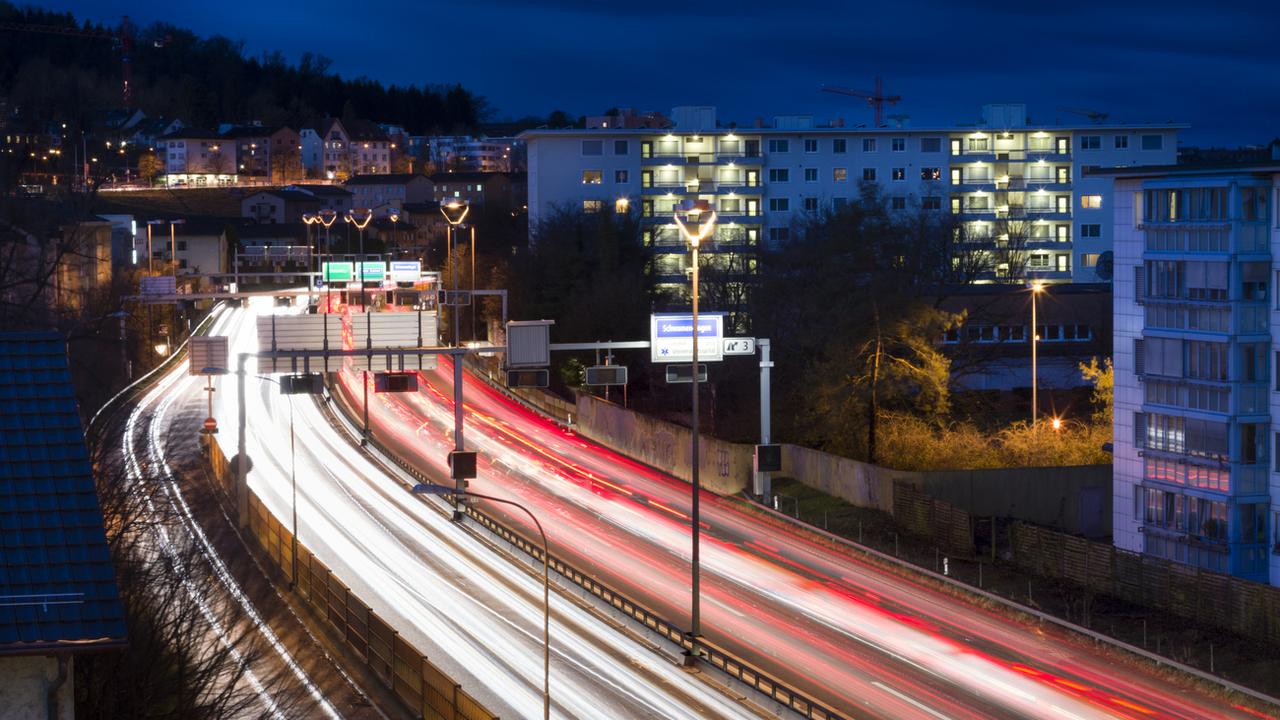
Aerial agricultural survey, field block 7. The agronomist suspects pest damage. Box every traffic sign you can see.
[323,261,353,282]
[665,364,708,384]
[507,369,550,388]
[723,337,756,355]
[357,261,387,281]
[585,365,628,386]
[650,313,724,363]
[188,336,229,376]
[390,260,421,282]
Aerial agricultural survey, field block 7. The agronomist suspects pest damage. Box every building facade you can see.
[1107,161,1279,585]
[521,104,1183,299]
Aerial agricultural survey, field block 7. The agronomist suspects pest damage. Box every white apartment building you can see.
[1105,160,1280,586]
[159,129,238,187]
[521,104,1183,296]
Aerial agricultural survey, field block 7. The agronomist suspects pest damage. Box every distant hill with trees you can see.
[0,3,486,133]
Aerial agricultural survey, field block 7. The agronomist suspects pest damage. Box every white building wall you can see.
[1111,177,1143,552]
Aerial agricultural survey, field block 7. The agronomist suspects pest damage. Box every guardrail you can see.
[343,388,851,720]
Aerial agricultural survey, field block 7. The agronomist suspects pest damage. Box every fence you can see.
[206,438,498,720]
[1010,522,1280,647]
[893,482,975,556]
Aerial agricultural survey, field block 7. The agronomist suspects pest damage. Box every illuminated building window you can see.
[834,168,847,182]
[582,170,602,184]
[1081,195,1103,209]
[583,200,602,213]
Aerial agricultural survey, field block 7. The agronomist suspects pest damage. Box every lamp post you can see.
[315,209,338,312]
[672,198,716,658]
[412,483,550,720]
[145,219,165,274]
[1030,281,1044,425]
[440,200,470,348]
[345,207,374,312]
[168,219,186,278]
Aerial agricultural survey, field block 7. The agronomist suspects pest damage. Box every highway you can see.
[324,307,1279,720]
[213,298,770,720]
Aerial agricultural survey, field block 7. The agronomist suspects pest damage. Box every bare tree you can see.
[990,218,1032,283]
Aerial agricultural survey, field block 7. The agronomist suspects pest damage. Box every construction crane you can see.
[1057,107,1109,124]
[821,77,901,127]
[0,16,137,105]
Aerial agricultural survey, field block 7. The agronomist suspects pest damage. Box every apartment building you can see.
[160,128,237,187]
[220,124,301,181]
[521,104,1184,299]
[1104,160,1279,585]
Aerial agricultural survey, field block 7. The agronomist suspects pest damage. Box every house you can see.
[240,188,323,224]
[284,185,353,214]
[159,129,236,187]
[0,218,112,322]
[300,118,351,180]
[344,173,434,212]
[138,218,230,286]
[220,125,301,181]
[128,117,185,150]
[0,332,128,718]
[345,120,392,176]
[236,223,314,284]
[429,171,513,208]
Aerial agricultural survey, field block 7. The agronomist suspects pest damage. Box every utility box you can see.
[506,320,554,368]
[449,450,477,480]
[755,444,782,473]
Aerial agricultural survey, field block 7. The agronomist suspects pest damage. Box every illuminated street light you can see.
[345,207,374,312]
[440,200,470,348]
[412,482,550,720]
[672,197,716,662]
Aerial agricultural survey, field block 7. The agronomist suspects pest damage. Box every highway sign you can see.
[585,365,628,386]
[650,313,724,363]
[322,261,353,282]
[374,372,418,393]
[665,364,708,384]
[507,369,549,388]
[755,444,782,472]
[357,261,387,281]
[188,336,228,376]
[507,320,553,368]
[140,276,177,296]
[723,337,756,355]
[390,260,421,282]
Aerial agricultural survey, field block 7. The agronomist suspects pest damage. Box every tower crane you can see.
[821,77,901,127]
[0,16,138,105]
[1057,107,1109,124]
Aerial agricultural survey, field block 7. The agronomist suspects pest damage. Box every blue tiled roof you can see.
[0,332,127,653]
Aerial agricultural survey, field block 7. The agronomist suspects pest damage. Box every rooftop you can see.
[344,173,428,186]
[0,332,127,655]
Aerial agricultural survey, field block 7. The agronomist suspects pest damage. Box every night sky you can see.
[36,0,1280,146]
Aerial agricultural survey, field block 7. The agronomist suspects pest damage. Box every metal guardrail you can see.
[350,389,851,720]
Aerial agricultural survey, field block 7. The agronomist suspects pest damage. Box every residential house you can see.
[284,184,354,214]
[221,124,302,182]
[0,332,128,719]
[159,129,236,187]
[300,118,351,180]
[241,188,323,224]
[430,171,513,208]
[128,117,185,151]
[344,173,434,213]
[346,120,393,176]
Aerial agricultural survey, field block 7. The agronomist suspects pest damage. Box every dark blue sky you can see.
[36,0,1280,146]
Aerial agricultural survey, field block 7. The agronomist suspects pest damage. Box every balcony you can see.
[715,150,763,164]
[1141,223,1266,254]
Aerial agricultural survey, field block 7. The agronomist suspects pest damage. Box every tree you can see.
[137,152,163,186]
[1079,356,1113,424]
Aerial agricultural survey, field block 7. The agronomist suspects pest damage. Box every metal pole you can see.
[689,242,701,646]
[236,353,249,528]
[452,356,465,520]
[289,394,297,588]
[470,225,476,343]
[1031,289,1038,425]
[362,370,369,445]
[170,222,176,278]
[359,227,366,312]
[146,223,153,274]
[452,225,460,348]
[758,338,773,502]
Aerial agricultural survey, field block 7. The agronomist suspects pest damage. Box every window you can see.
[891,168,905,181]
[804,139,818,153]
[768,139,789,153]
[804,168,818,182]
[1080,135,1101,150]
[922,196,941,211]
[833,139,847,154]
[582,140,603,155]
[615,169,629,183]
[583,199,602,213]
[803,197,819,211]
[1114,135,1129,149]
[920,137,942,153]
[921,167,941,181]
[833,168,847,182]
[1028,254,1050,268]
[614,198,630,213]
[967,137,989,151]
[768,227,789,242]
[1081,195,1102,209]
[862,168,877,181]
[1082,253,1100,267]
[582,170,603,184]
[891,138,906,152]
[1142,134,1164,150]
[768,168,790,182]
[1186,340,1229,381]
[891,197,906,210]
[769,198,790,211]
[614,140,629,155]
[862,138,877,152]
[1080,223,1101,238]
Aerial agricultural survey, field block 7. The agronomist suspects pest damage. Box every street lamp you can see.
[345,207,374,312]
[1030,282,1044,425]
[671,198,716,660]
[412,482,550,720]
[313,209,338,312]
[440,200,470,348]
[168,219,186,278]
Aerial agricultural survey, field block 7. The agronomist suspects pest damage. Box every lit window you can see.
[1082,253,1100,267]
[891,167,905,181]
[582,170,603,184]
[1081,195,1102,209]
[834,168,847,182]
[920,167,941,181]
[615,198,629,213]
[583,199,602,213]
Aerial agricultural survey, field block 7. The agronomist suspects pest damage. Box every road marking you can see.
[871,681,953,720]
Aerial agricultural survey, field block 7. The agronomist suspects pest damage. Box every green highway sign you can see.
[323,262,353,282]
[358,261,387,281]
